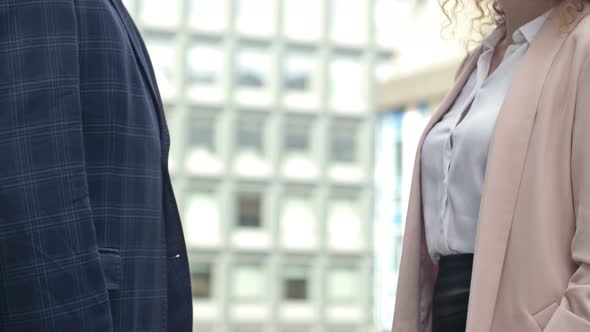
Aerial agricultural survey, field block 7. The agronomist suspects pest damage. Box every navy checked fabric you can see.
[0,0,192,331]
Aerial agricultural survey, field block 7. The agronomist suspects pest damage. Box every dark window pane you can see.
[283,265,309,300]
[191,263,212,299]
[237,70,265,87]
[238,192,262,227]
[286,132,308,151]
[285,74,309,91]
[285,278,307,300]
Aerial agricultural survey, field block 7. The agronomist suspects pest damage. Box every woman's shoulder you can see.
[554,8,590,66]
[567,8,590,46]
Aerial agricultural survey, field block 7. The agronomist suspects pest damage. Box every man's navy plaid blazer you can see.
[0,0,192,331]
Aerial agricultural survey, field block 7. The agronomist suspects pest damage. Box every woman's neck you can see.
[502,0,557,43]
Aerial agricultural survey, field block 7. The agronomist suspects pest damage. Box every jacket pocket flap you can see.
[98,248,122,290]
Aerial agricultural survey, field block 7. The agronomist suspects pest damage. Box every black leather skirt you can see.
[432,254,474,332]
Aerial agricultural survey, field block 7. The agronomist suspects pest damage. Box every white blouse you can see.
[421,12,550,262]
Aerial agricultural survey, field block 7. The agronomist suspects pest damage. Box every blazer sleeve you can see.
[0,2,114,331]
[544,57,590,331]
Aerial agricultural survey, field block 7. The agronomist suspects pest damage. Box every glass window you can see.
[137,0,180,28]
[237,192,262,228]
[282,116,317,178]
[186,44,225,102]
[191,262,212,299]
[184,189,221,246]
[233,264,266,300]
[189,112,216,153]
[283,0,322,41]
[189,0,227,32]
[236,0,275,36]
[238,115,264,153]
[280,191,316,247]
[329,56,366,111]
[285,117,312,154]
[186,110,224,175]
[283,265,309,301]
[236,47,271,89]
[283,50,318,109]
[235,47,273,106]
[284,52,313,92]
[144,37,177,100]
[331,120,358,164]
[327,267,360,302]
[330,0,367,45]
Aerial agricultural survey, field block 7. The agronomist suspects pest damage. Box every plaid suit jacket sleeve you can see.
[0,1,115,331]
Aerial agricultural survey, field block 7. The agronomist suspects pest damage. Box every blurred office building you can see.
[121,0,407,331]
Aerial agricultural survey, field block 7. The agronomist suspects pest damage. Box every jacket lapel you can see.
[422,48,482,140]
[393,47,482,331]
[466,9,566,331]
[108,0,170,164]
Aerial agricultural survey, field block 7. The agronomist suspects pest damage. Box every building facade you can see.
[121,0,402,331]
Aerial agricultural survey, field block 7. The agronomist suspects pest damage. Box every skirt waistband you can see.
[438,253,474,270]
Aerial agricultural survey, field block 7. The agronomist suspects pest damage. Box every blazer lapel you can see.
[466,9,566,332]
[393,46,482,331]
[422,48,482,140]
[108,0,170,163]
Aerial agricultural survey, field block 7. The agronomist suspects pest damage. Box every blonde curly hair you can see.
[440,0,588,44]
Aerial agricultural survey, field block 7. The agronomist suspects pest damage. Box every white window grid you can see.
[122,0,391,331]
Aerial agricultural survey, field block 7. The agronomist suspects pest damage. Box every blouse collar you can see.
[482,9,552,51]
